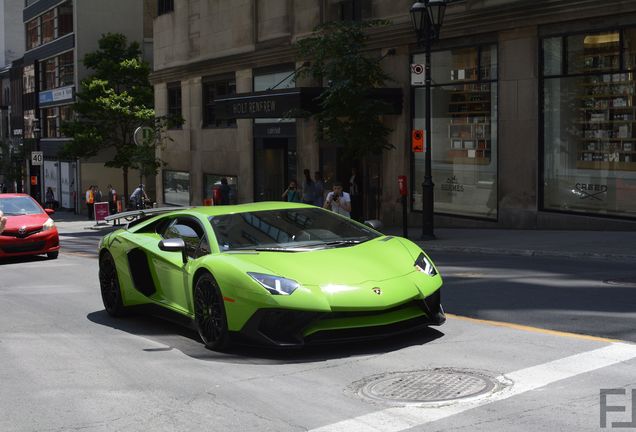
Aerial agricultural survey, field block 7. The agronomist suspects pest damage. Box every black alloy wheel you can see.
[194,273,229,350]
[47,251,59,259]
[99,251,127,317]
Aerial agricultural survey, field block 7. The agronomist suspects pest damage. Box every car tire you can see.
[47,251,59,259]
[194,272,230,351]
[99,251,127,317]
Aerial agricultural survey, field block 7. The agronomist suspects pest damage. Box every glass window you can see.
[57,1,73,36]
[543,29,636,219]
[202,77,236,128]
[23,65,35,94]
[59,51,74,87]
[42,58,57,90]
[43,107,59,138]
[568,31,620,74]
[432,47,479,84]
[204,174,238,205]
[208,208,379,251]
[167,82,182,129]
[162,219,206,259]
[158,0,174,16]
[413,45,498,219]
[543,37,563,76]
[41,10,55,44]
[39,51,73,90]
[163,170,190,206]
[254,68,295,124]
[23,110,36,139]
[26,18,40,50]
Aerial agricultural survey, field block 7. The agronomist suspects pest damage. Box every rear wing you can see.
[105,207,193,225]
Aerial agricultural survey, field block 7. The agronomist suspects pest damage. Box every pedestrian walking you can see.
[323,181,352,218]
[86,185,95,220]
[301,169,316,205]
[281,180,301,202]
[94,185,103,203]
[219,178,231,205]
[45,187,55,209]
[107,184,117,214]
[314,171,325,207]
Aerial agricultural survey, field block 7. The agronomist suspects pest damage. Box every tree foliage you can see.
[0,140,23,191]
[61,33,171,198]
[295,20,394,158]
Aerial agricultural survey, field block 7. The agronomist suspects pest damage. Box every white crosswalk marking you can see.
[309,343,636,432]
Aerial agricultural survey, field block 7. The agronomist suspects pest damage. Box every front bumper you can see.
[232,289,445,347]
[0,228,60,258]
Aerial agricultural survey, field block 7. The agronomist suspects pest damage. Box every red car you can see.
[0,194,60,259]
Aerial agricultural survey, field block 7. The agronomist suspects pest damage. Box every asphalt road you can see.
[0,233,634,431]
[429,251,636,343]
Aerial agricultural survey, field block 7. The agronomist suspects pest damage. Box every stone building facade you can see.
[151,0,636,230]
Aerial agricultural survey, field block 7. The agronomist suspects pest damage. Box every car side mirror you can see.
[45,208,55,215]
[159,238,187,264]
[364,219,383,231]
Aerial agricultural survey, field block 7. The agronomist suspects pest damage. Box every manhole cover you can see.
[604,278,636,287]
[358,369,496,404]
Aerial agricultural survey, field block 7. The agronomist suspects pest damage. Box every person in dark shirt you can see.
[220,178,231,205]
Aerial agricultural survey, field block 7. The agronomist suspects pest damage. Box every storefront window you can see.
[163,170,190,206]
[543,29,636,218]
[413,45,498,218]
[204,174,238,204]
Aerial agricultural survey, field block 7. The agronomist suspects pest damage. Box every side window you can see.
[161,217,210,259]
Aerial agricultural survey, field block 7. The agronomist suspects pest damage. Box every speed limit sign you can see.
[31,151,43,166]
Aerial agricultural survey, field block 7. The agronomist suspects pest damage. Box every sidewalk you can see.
[385,227,636,262]
[51,210,116,235]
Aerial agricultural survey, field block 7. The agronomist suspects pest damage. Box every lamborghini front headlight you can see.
[247,272,299,296]
[414,252,437,276]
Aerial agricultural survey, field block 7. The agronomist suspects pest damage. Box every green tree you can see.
[0,140,24,191]
[295,20,394,159]
[62,33,171,199]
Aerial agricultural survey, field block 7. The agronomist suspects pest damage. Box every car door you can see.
[150,216,211,314]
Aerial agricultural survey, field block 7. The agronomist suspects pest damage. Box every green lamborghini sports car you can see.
[98,202,444,350]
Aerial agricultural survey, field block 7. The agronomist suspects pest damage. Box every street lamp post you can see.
[410,0,447,240]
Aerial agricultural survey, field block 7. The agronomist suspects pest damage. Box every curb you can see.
[416,244,636,262]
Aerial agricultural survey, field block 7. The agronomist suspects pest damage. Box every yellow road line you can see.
[446,313,623,343]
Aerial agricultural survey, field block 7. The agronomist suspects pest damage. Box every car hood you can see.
[227,237,417,286]
[3,213,49,230]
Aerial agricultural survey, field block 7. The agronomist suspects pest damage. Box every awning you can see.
[214,87,402,120]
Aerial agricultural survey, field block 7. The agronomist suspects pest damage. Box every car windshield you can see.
[0,196,44,215]
[208,208,380,251]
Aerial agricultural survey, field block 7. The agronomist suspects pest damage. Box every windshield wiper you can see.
[231,246,302,253]
[303,239,368,249]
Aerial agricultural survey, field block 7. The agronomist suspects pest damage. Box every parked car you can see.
[0,194,60,259]
[98,203,444,350]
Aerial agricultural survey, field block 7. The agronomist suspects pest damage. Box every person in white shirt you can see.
[323,182,352,218]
